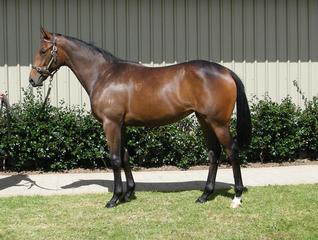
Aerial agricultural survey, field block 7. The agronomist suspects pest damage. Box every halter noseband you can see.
[32,34,58,78]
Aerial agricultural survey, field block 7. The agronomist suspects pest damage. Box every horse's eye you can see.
[40,48,46,54]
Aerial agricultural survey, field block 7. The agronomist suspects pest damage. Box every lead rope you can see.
[37,75,54,119]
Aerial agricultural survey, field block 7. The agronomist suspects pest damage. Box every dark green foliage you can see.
[0,89,108,171]
[244,96,302,162]
[238,95,317,163]
[126,116,205,169]
[0,89,317,171]
[297,97,318,157]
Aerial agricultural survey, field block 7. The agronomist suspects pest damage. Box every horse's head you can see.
[29,27,64,87]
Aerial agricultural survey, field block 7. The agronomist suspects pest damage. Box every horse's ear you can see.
[40,26,52,40]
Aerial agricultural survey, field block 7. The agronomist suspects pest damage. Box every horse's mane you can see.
[63,34,119,62]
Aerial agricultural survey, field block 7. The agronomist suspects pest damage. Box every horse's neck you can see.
[62,40,109,96]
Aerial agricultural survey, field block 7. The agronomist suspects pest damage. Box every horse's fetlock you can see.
[235,185,244,196]
[115,189,123,196]
[204,183,214,193]
[127,181,135,190]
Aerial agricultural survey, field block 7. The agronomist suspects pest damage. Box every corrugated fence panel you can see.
[175,0,186,62]
[67,0,82,108]
[232,0,244,88]
[276,0,288,99]
[198,0,209,60]
[0,0,6,95]
[116,0,127,60]
[127,0,139,62]
[163,0,174,62]
[210,0,221,62]
[140,0,151,63]
[309,0,318,99]
[0,0,4,66]
[153,0,163,63]
[187,0,198,60]
[0,0,318,109]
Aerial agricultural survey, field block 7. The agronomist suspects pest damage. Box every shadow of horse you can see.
[0,174,53,191]
[61,179,237,201]
[0,175,246,201]
[61,179,232,192]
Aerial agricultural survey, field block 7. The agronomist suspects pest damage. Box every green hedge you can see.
[240,96,317,162]
[0,89,317,171]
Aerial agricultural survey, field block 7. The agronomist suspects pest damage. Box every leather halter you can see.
[31,34,57,114]
[32,34,58,78]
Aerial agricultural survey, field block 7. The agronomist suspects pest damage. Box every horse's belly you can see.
[124,110,192,127]
[124,77,195,126]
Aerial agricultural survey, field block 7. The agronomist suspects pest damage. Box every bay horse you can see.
[29,28,251,208]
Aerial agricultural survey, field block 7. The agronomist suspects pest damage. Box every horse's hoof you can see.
[230,202,241,208]
[231,196,242,209]
[196,197,206,204]
[123,192,135,202]
[105,201,117,208]
[123,196,131,202]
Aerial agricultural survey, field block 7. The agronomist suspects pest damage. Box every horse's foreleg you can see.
[103,120,123,208]
[122,147,136,202]
[196,150,220,203]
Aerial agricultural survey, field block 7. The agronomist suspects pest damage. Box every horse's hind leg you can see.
[212,124,244,208]
[122,147,136,202]
[196,113,221,203]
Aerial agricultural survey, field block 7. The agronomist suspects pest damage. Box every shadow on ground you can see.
[61,179,237,202]
[0,174,56,191]
[0,175,240,201]
[60,179,234,192]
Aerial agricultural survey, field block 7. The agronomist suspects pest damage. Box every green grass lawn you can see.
[0,184,317,240]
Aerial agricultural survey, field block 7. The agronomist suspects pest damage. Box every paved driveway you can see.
[0,165,317,197]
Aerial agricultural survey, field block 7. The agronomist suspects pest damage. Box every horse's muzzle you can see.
[29,76,44,87]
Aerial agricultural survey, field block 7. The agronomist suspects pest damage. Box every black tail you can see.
[230,71,252,149]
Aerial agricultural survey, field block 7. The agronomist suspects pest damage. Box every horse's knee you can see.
[231,140,239,155]
[227,140,240,164]
[122,149,130,167]
[208,150,219,165]
[111,154,121,170]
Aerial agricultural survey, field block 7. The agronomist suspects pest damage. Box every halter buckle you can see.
[51,45,58,63]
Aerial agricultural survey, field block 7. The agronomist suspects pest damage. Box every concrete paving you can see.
[0,165,317,197]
